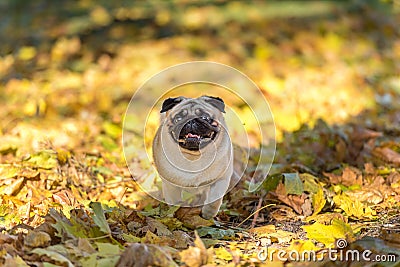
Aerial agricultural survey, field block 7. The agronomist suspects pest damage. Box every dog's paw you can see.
[200,207,218,220]
[200,199,223,219]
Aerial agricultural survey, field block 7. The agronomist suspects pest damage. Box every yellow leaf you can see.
[268,230,294,244]
[302,219,354,247]
[18,46,36,60]
[215,247,233,261]
[311,187,326,216]
[333,194,376,219]
[288,239,319,252]
[249,225,276,237]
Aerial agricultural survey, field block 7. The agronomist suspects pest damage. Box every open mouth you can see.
[170,117,220,151]
[174,128,218,151]
[178,131,216,144]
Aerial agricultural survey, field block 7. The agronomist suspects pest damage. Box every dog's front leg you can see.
[201,198,223,219]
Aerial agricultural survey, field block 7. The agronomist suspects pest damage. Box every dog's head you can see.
[160,95,225,151]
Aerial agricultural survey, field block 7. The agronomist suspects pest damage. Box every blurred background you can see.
[1,0,399,135]
[0,0,399,215]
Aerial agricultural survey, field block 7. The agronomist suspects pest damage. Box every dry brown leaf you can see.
[324,167,362,186]
[179,231,208,267]
[345,190,383,205]
[364,162,375,174]
[373,147,400,166]
[172,230,192,249]
[351,127,383,141]
[341,167,363,186]
[175,207,213,229]
[52,190,78,206]
[274,182,307,214]
[116,243,177,267]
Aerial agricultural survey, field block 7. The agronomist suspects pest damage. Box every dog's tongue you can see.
[186,133,200,138]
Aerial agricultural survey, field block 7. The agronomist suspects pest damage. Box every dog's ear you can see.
[204,96,225,113]
[160,97,185,113]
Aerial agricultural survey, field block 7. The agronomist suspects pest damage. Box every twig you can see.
[118,187,128,205]
[251,196,264,228]
[236,203,275,229]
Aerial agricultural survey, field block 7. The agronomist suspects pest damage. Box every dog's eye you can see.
[174,116,182,123]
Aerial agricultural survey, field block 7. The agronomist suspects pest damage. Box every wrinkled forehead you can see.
[170,98,214,115]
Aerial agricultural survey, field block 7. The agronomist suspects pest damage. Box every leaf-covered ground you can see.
[1,1,400,266]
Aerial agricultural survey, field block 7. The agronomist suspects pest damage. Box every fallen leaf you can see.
[283,173,304,195]
[0,165,19,179]
[287,239,319,252]
[3,177,25,196]
[96,242,121,256]
[274,182,308,214]
[78,238,96,254]
[179,231,208,267]
[26,150,58,169]
[215,246,233,261]
[89,202,111,234]
[31,247,74,267]
[116,243,178,267]
[175,208,214,229]
[373,147,400,166]
[249,225,276,238]
[24,231,51,248]
[311,187,326,216]
[52,190,78,207]
[302,219,354,247]
[171,230,192,249]
[3,255,29,267]
[268,230,294,243]
[301,173,320,194]
[333,194,376,219]
[197,227,235,240]
[147,217,172,236]
[324,167,362,186]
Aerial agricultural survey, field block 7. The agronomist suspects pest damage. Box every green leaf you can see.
[90,202,111,234]
[50,209,88,238]
[43,263,60,267]
[81,254,97,267]
[96,257,120,267]
[96,242,121,256]
[263,173,282,192]
[121,234,141,243]
[283,173,304,195]
[197,227,235,240]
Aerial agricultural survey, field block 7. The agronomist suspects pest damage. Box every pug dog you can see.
[152,95,234,219]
